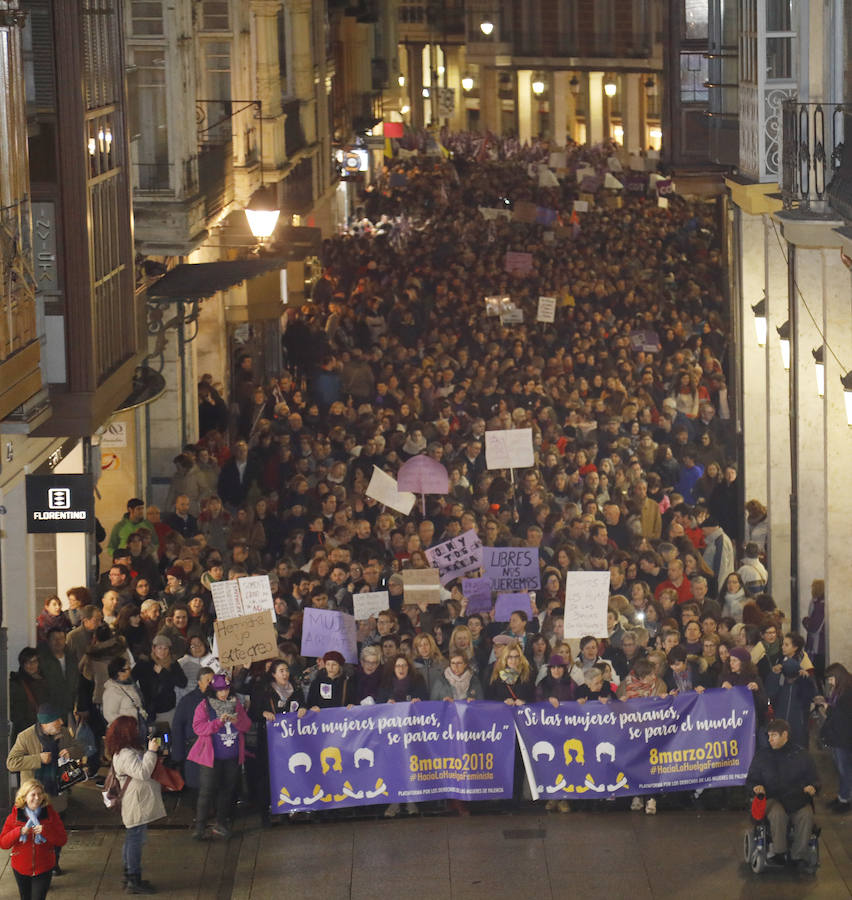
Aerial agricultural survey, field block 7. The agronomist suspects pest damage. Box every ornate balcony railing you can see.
[781,100,852,214]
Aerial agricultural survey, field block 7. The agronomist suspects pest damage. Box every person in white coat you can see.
[102,658,147,727]
[105,716,165,895]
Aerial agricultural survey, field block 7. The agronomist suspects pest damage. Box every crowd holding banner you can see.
[14,130,846,880]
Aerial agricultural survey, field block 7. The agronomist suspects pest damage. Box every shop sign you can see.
[25,473,95,533]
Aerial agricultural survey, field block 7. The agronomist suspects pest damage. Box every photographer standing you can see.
[6,705,82,877]
[105,715,165,894]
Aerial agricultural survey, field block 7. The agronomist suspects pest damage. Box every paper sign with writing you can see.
[537,296,557,323]
[424,530,483,585]
[461,577,493,614]
[575,165,595,182]
[300,608,358,663]
[485,428,534,470]
[573,200,589,213]
[237,575,275,616]
[397,455,449,495]
[655,178,674,195]
[657,196,669,209]
[211,580,244,621]
[503,251,534,275]
[500,305,524,324]
[484,547,541,592]
[494,592,534,621]
[214,611,278,669]
[366,466,416,515]
[563,571,610,638]
[353,590,390,622]
[402,568,442,605]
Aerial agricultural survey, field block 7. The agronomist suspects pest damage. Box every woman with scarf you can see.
[35,597,72,647]
[188,673,251,840]
[0,780,67,900]
[535,654,575,706]
[430,652,484,702]
[720,572,747,621]
[487,641,535,705]
[376,655,429,703]
[719,647,768,736]
[102,657,147,731]
[815,663,852,812]
[765,632,817,749]
[106,715,165,893]
[249,661,304,826]
[411,633,448,695]
[115,605,149,660]
[352,645,382,704]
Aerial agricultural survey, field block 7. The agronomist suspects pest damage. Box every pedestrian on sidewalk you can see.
[0,779,67,900]
[105,715,165,894]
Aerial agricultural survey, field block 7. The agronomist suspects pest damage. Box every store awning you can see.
[147,257,289,302]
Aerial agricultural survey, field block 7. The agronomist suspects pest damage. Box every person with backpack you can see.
[105,715,164,894]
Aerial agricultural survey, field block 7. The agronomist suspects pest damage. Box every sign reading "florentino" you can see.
[25,474,95,533]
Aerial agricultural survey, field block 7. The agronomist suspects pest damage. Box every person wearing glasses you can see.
[102,657,147,729]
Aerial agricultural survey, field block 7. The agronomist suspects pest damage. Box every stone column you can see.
[252,0,287,170]
[763,216,792,616]
[516,70,533,144]
[479,66,500,133]
[406,43,425,130]
[551,71,570,145]
[822,253,852,664]
[284,0,316,144]
[623,73,643,155]
[444,45,464,131]
[587,72,604,145]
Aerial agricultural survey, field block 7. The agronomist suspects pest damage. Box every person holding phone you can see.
[0,779,67,900]
[187,673,251,840]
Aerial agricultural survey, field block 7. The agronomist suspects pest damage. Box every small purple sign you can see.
[494,592,533,622]
[300,608,358,663]
[461,577,493,614]
[397,455,450,495]
[484,547,540,592]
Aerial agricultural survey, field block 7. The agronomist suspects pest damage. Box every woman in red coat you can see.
[0,779,67,900]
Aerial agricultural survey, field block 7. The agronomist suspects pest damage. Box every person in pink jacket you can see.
[187,673,250,840]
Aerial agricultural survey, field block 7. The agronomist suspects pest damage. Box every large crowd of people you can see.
[6,136,849,895]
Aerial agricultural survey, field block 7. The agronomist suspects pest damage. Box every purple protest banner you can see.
[268,701,515,812]
[461,577,492,614]
[397,455,449,495]
[300,608,358,663]
[483,547,540,592]
[425,530,483,585]
[494,592,533,621]
[515,687,756,800]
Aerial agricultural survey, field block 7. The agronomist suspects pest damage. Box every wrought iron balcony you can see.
[781,100,852,216]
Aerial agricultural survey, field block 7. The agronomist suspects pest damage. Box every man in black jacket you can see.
[746,718,819,866]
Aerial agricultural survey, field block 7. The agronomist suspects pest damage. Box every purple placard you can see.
[397,455,450,494]
[268,701,515,812]
[515,687,756,800]
[424,530,483,585]
[483,547,540,592]
[503,251,534,275]
[300,608,358,663]
[655,178,673,195]
[579,175,603,193]
[494,592,533,621]
[535,206,558,226]
[461,576,492,614]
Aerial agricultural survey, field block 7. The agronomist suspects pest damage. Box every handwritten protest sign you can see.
[484,547,540,592]
[237,575,275,616]
[537,296,557,323]
[300,608,358,663]
[573,200,589,213]
[461,576,492,614]
[500,304,524,324]
[210,580,244,621]
[214,611,278,669]
[402,568,442,605]
[563,571,610,638]
[485,428,534,470]
[425,530,483,585]
[494,592,534,621]
[503,251,534,275]
[366,466,416,515]
[353,590,389,622]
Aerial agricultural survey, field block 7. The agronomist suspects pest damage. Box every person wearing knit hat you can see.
[187,670,251,840]
[719,645,769,733]
[306,652,350,710]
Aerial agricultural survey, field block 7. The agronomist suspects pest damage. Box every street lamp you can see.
[245,184,280,242]
[813,346,825,397]
[604,75,617,97]
[398,75,405,87]
[752,295,767,346]
[777,320,791,370]
[480,19,494,35]
[532,77,545,96]
[422,87,430,98]
[569,75,580,95]
[644,76,657,96]
[461,75,474,92]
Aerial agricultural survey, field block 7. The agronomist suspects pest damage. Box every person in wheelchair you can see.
[746,718,819,867]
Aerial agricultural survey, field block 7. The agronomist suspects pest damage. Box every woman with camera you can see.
[105,715,165,894]
[0,779,67,900]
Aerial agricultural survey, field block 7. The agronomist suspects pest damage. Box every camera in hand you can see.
[57,757,87,792]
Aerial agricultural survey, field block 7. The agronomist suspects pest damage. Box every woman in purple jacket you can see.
[188,673,251,840]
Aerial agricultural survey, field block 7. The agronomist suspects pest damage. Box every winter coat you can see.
[9,673,47,743]
[132,658,188,720]
[820,689,852,750]
[306,673,350,709]
[767,668,817,750]
[187,697,251,768]
[745,741,820,813]
[111,747,166,829]
[102,679,147,726]
[37,648,79,719]
[0,804,66,876]
[6,725,84,814]
[430,671,484,702]
[413,657,448,695]
[535,673,575,703]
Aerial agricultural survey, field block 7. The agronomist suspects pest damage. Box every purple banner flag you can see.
[515,687,756,800]
[425,530,483,585]
[461,576,492,614]
[483,547,540,592]
[268,701,515,812]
